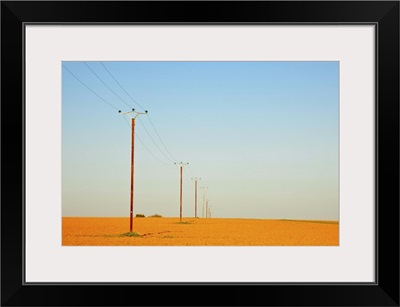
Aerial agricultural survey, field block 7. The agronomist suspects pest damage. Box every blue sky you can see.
[62,61,339,220]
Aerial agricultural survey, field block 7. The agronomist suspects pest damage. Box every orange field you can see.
[62,217,339,246]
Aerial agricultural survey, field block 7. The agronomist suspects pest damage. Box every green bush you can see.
[148,214,162,218]
[135,214,145,218]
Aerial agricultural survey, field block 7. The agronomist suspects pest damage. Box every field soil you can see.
[62,217,339,246]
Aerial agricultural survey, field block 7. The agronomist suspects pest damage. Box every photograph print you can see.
[62,61,339,246]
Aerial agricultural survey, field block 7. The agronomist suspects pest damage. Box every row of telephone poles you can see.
[194,179,211,218]
[175,165,212,222]
[121,109,212,232]
[65,64,213,233]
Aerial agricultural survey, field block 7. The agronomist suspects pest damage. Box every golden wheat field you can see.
[62,217,339,246]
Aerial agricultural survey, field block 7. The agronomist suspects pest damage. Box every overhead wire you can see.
[81,61,177,166]
[146,116,178,162]
[62,64,119,110]
[83,62,132,109]
[100,61,179,163]
[137,116,176,163]
[122,116,174,167]
[187,164,196,178]
[65,62,195,180]
[65,63,170,166]
[184,166,192,181]
[100,62,147,111]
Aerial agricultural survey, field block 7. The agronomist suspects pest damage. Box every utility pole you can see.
[191,177,201,218]
[119,108,148,232]
[200,187,207,218]
[175,162,189,222]
[206,199,209,218]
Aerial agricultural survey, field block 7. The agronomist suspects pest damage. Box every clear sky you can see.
[62,61,339,220]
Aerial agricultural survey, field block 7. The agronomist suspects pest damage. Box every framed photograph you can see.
[1,1,399,306]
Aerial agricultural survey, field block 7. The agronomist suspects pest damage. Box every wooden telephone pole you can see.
[175,162,189,222]
[119,108,147,232]
[200,187,207,218]
[191,177,201,218]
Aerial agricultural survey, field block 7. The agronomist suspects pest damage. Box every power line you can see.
[84,62,175,164]
[135,134,174,167]
[70,62,197,183]
[122,116,173,167]
[147,115,178,162]
[62,64,119,110]
[100,62,147,111]
[137,116,176,163]
[64,65,174,171]
[184,166,192,181]
[187,164,196,178]
[100,61,178,163]
[83,62,132,109]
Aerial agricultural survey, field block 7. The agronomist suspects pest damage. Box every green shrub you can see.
[148,214,162,218]
[135,214,145,218]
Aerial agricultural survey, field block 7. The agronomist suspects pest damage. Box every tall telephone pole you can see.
[119,108,148,232]
[175,162,189,222]
[191,177,201,218]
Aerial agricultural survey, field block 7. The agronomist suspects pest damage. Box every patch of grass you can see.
[103,232,142,238]
[176,221,192,224]
[117,232,142,237]
[162,235,174,239]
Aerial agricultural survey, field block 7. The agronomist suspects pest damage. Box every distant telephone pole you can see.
[119,108,148,232]
[191,177,201,218]
[175,162,189,222]
[200,187,207,218]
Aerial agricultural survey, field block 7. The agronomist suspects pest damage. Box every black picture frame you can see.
[1,1,399,306]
